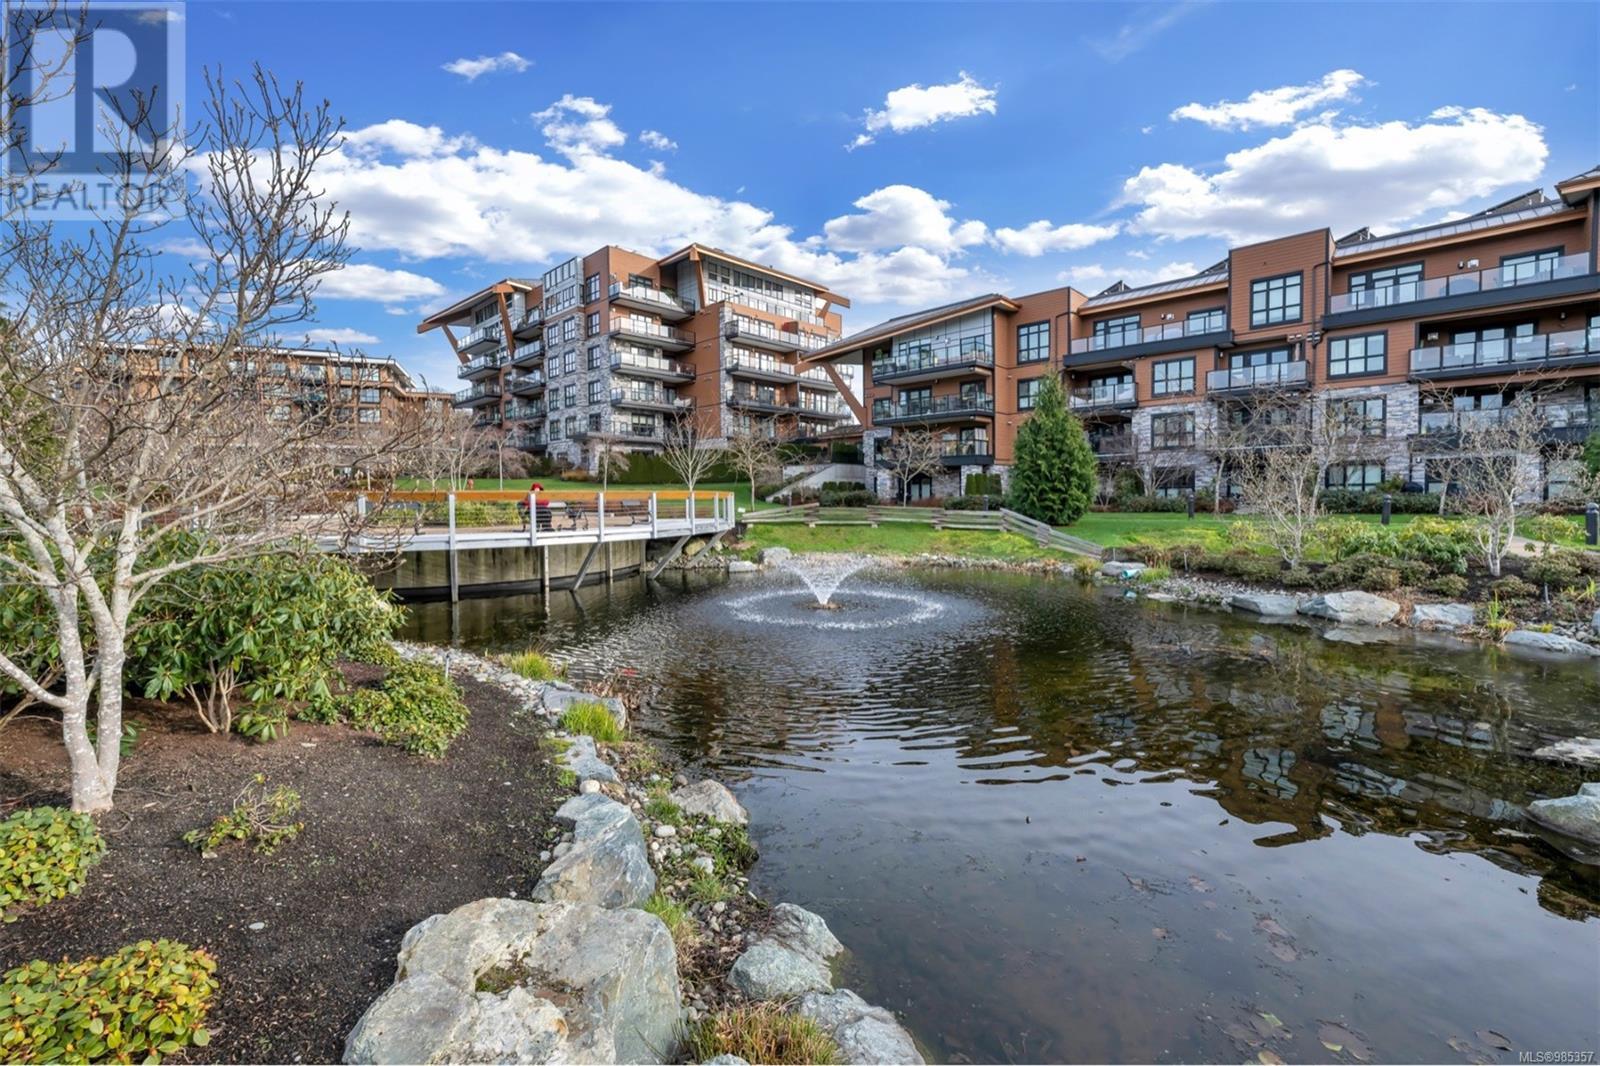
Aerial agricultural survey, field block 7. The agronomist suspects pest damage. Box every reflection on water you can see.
[402,568,1600,1064]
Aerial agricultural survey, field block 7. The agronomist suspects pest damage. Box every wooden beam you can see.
[648,534,692,579]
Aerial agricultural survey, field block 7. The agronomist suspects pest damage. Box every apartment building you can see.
[803,289,1076,499]
[418,245,857,468]
[812,165,1600,502]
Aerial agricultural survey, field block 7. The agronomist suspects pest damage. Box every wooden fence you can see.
[742,503,1102,557]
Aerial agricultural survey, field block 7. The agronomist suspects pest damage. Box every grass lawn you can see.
[741,522,1070,563]
[1063,511,1434,550]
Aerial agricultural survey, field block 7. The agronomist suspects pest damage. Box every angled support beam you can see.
[649,534,692,580]
[704,529,729,552]
[572,539,602,589]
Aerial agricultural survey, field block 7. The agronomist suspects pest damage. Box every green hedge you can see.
[0,807,107,922]
[307,661,469,758]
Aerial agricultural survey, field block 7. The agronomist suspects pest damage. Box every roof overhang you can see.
[801,294,1018,363]
[417,280,536,334]
[657,243,851,308]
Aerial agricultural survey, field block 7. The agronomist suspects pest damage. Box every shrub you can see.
[559,700,624,744]
[1009,378,1095,525]
[349,661,470,758]
[0,807,106,922]
[1358,566,1401,592]
[502,650,561,682]
[964,472,1004,497]
[234,704,290,743]
[1490,575,1538,602]
[1527,552,1584,591]
[685,1004,842,1066]
[1427,573,1470,598]
[1104,494,1190,514]
[1281,567,1316,589]
[1320,489,1446,514]
[1218,553,1282,583]
[944,494,1004,511]
[0,939,217,1064]
[819,488,876,507]
[183,775,304,855]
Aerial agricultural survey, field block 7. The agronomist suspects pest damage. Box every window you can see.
[584,273,600,303]
[1017,377,1042,410]
[358,408,380,424]
[587,345,602,369]
[1326,463,1384,492]
[899,386,932,414]
[360,388,380,404]
[1327,396,1386,437]
[158,355,178,371]
[1152,468,1195,498]
[1350,263,1422,302]
[267,361,286,377]
[543,257,578,290]
[563,384,576,409]
[550,420,563,440]
[548,390,561,412]
[586,312,600,336]
[871,398,891,423]
[545,324,561,346]
[588,413,602,432]
[588,379,603,404]
[268,405,290,422]
[1151,412,1195,450]
[904,473,934,501]
[1250,273,1302,327]
[562,316,579,342]
[1501,248,1560,285]
[1328,332,1387,378]
[1186,307,1225,334]
[563,350,576,375]
[1017,322,1049,363]
[1152,357,1194,396]
[1093,314,1141,348]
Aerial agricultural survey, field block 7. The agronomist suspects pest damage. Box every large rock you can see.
[344,898,680,1064]
[1298,591,1400,626]
[1526,783,1600,846]
[726,560,760,574]
[756,546,792,567]
[1227,592,1300,616]
[1533,737,1600,766]
[1100,560,1147,579]
[670,780,749,825]
[1410,603,1476,631]
[544,684,628,730]
[556,735,618,784]
[1593,607,1600,637]
[796,989,924,1065]
[1503,630,1600,657]
[533,794,655,908]
[727,903,844,1001]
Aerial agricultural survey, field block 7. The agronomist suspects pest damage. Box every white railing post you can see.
[447,493,457,548]
[689,490,696,534]
[597,491,606,543]
[649,492,658,537]
[528,489,537,547]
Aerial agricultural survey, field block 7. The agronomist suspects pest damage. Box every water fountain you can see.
[776,553,872,608]
[719,553,953,630]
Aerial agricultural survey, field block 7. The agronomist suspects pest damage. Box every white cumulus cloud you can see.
[442,51,531,81]
[640,129,678,152]
[534,95,627,158]
[822,185,988,255]
[318,263,447,304]
[849,72,997,150]
[993,220,1121,256]
[1121,106,1548,243]
[1056,261,1202,291]
[304,327,380,345]
[1171,69,1367,130]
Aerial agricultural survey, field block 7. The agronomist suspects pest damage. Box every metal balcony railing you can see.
[871,339,994,379]
[1206,360,1309,391]
[1408,327,1600,374]
[1069,315,1228,355]
[1070,382,1137,408]
[1330,252,1592,313]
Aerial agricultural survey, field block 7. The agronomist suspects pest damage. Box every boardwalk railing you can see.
[741,503,1101,557]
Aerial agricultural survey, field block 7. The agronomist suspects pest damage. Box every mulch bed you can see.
[0,664,565,1064]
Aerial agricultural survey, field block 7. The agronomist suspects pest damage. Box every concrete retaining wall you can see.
[373,540,647,598]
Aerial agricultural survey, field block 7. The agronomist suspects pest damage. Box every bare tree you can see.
[393,402,492,491]
[661,412,722,521]
[880,428,943,505]
[0,66,428,812]
[724,426,783,510]
[590,430,632,492]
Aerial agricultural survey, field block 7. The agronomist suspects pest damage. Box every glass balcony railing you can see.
[1330,252,1592,313]
[871,339,994,379]
[609,281,693,316]
[504,401,545,421]
[611,386,690,409]
[940,438,992,457]
[1089,432,1137,456]
[1069,316,1228,355]
[457,350,509,378]
[1206,361,1309,391]
[727,387,797,411]
[725,348,796,377]
[452,382,502,405]
[609,317,694,345]
[1418,401,1598,436]
[885,394,995,420]
[461,321,503,352]
[1408,327,1600,374]
[611,349,694,378]
[1070,382,1136,408]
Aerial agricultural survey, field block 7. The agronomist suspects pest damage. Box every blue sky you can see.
[178,0,1598,389]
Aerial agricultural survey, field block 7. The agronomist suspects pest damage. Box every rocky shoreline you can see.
[346,641,923,1065]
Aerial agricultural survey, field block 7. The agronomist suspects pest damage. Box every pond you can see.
[402,567,1600,1064]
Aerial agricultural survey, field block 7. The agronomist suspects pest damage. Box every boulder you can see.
[1100,560,1147,579]
[796,989,924,1065]
[1592,607,1600,637]
[1227,593,1300,617]
[1297,591,1400,626]
[727,903,844,1001]
[670,780,749,825]
[756,546,792,567]
[1532,737,1600,766]
[556,735,618,784]
[1526,783,1600,846]
[726,560,760,574]
[533,794,655,909]
[1503,630,1600,657]
[544,685,628,730]
[1410,603,1476,631]
[344,898,680,1064]
[683,538,709,558]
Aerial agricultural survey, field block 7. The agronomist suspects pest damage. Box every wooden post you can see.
[446,492,459,604]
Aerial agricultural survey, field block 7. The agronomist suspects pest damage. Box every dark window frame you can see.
[1093,313,1141,342]
[1249,271,1304,327]
[1151,411,1196,450]
[1325,462,1385,492]
[1152,357,1195,396]
[1327,331,1388,379]
[1327,395,1387,437]
[1349,262,1423,291]
[1186,307,1226,333]
[1016,321,1050,363]
[1017,376,1042,411]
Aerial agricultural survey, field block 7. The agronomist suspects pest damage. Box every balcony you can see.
[1327,252,1599,326]
[797,367,839,391]
[452,382,502,408]
[1206,360,1309,393]
[511,306,544,341]
[509,339,544,368]
[723,316,804,353]
[473,409,503,428]
[871,340,994,384]
[878,394,995,426]
[509,429,547,452]
[796,399,852,421]
[1408,327,1600,380]
[1067,317,1231,365]
[609,317,695,352]
[1070,381,1137,413]
[574,420,661,443]
[1411,400,1598,450]
[940,438,994,466]
[611,349,696,383]
[609,282,695,322]
[507,372,545,396]
[725,348,797,384]
[1089,431,1137,459]
[460,322,504,357]
[504,400,545,422]
[612,386,693,414]
[726,387,800,415]
[458,349,509,380]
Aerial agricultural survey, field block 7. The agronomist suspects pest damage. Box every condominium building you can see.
[418,245,857,467]
[810,165,1600,502]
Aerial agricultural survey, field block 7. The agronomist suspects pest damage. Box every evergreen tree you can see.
[1007,376,1095,525]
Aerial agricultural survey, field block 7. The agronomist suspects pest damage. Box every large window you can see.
[871,397,891,423]
[1152,468,1196,498]
[1186,307,1225,334]
[1093,314,1141,347]
[586,312,600,337]
[1326,463,1384,492]
[1152,357,1194,396]
[1350,263,1422,301]
[1017,322,1050,363]
[584,273,600,303]
[1328,333,1387,378]
[1250,273,1302,327]
[587,345,603,369]
[1501,248,1560,284]
[588,379,603,404]
[1017,377,1042,411]
[1327,396,1386,437]
[1151,412,1195,450]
